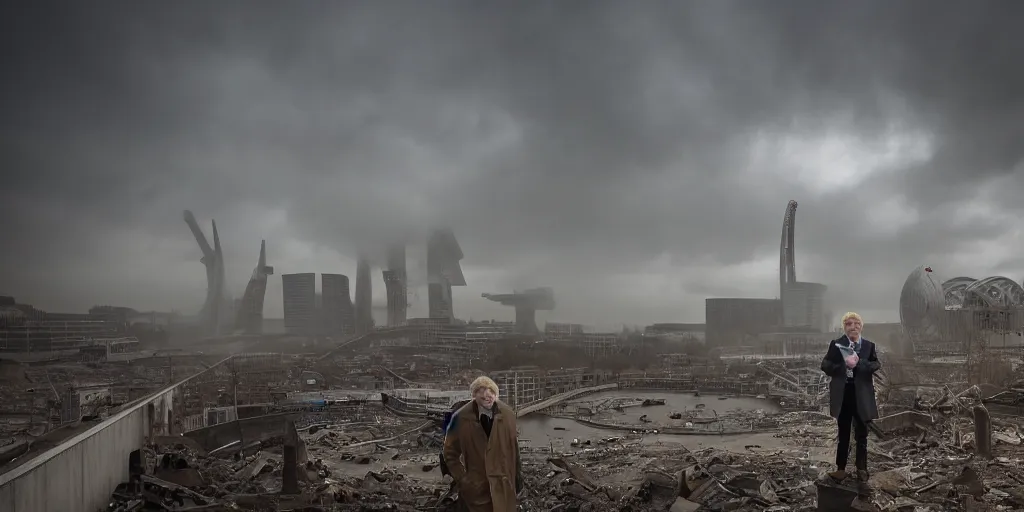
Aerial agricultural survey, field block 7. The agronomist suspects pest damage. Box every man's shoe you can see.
[827,469,847,482]
[856,470,872,495]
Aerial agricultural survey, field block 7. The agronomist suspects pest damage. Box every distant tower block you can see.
[235,240,274,335]
[183,210,226,336]
[384,244,407,326]
[322,273,353,337]
[383,270,406,326]
[282,273,316,336]
[354,256,373,335]
[427,229,466,320]
[482,288,555,335]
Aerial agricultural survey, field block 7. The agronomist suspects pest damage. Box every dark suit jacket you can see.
[820,335,881,420]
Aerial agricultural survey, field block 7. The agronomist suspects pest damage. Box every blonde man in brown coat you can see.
[443,376,523,511]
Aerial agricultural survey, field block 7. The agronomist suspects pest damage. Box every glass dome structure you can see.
[944,276,1024,309]
[900,266,1024,345]
[899,265,947,342]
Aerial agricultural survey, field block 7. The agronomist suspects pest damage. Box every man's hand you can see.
[845,354,859,369]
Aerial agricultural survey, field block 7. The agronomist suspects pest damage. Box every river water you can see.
[518,390,784,450]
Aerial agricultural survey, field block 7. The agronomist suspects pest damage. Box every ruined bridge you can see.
[516,383,619,417]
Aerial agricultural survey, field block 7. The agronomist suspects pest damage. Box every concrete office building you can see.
[354,257,373,335]
[781,281,828,332]
[383,244,408,326]
[282,273,316,335]
[321,273,353,337]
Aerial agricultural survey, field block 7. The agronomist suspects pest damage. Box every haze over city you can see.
[3,2,1023,328]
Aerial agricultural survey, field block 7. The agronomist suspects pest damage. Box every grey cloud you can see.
[2,1,1024,326]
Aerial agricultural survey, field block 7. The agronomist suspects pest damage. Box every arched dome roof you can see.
[940,276,1024,308]
[899,265,946,339]
[942,277,977,309]
[961,276,1024,308]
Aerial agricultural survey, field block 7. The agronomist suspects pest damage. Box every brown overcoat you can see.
[442,400,522,512]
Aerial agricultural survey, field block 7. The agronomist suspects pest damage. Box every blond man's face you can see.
[473,387,496,409]
[844,318,863,339]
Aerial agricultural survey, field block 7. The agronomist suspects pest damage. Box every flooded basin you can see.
[518,390,783,450]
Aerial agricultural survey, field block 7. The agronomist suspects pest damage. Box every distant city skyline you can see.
[4,3,1023,331]
[9,255,906,332]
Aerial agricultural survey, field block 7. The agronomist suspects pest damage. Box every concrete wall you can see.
[183,412,300,451]
[0,357,229,512]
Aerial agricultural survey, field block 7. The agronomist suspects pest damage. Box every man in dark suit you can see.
[820,311,881,487]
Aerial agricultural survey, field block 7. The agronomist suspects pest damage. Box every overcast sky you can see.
[3,1,1023,330]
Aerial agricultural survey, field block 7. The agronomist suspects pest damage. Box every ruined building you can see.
[282,273,316,336]
[383,244,408,327]
[234,240,274,335]
[354,257,373,335]
[321,273,354,337]
[426,229,466,320]
[183,210,228,336]
[482,287,555,335]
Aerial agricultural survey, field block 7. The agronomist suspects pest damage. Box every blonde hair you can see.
[841,312,863,326]
[470,376,499,397]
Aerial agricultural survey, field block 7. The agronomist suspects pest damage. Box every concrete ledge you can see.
[183,412,301,452]
[0,356,233,512]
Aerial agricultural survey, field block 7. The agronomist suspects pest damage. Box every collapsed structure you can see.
[185,211,275,337]
[426,229,466,320]
[183,210,228,336]
[482,287,555,335]
[234,240,274,335]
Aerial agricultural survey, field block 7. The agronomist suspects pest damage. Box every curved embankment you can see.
[617,387,786,402]
[567,416,778,436]
[516,383,620,417]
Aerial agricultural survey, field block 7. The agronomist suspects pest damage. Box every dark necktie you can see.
[480,414,493,437]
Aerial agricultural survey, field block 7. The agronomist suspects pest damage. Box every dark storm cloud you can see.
[3,1,1023,325]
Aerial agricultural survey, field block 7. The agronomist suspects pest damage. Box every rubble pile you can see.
[104,398,1024,511]
[770,407,1024,511]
